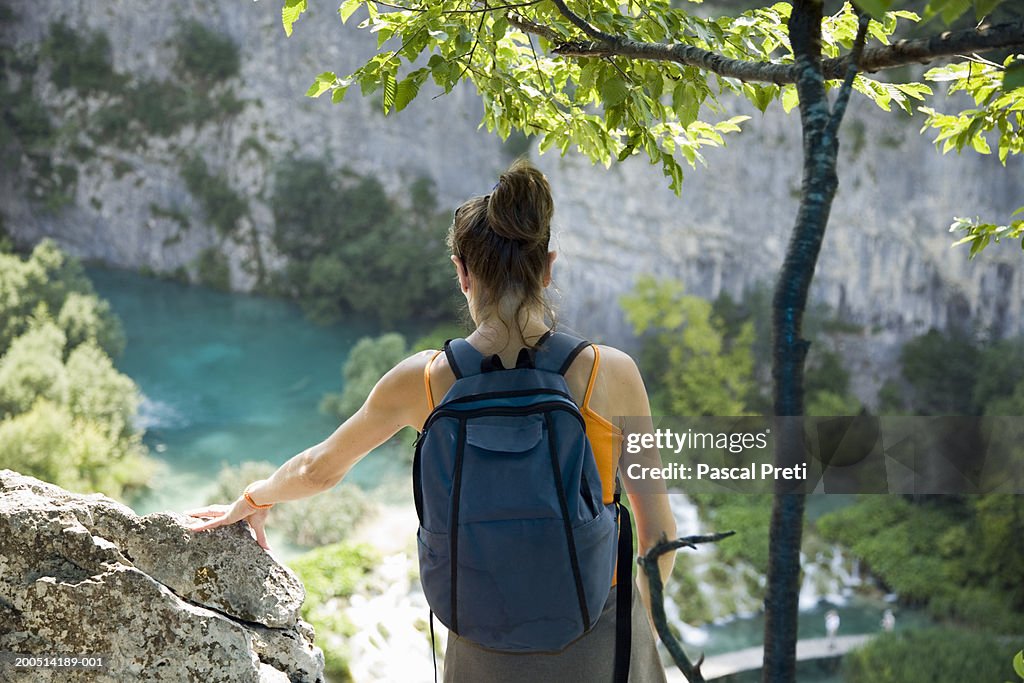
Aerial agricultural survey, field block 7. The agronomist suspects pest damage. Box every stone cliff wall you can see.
[0,470,325,682]
[2,1,1021,373]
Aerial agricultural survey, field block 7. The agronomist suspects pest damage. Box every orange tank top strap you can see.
[580,344,623,505]
[424,349,443,412]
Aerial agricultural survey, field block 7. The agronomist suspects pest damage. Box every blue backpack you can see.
[414,331,632,680]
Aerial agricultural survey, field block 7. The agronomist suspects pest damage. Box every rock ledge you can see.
[0,470,325,682]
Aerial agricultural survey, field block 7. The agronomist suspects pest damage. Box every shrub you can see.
[181,156,246,237]
[0,319,69,417]
[688,492,772,574]
[843,628,1018,683]
[207,461,375,548]
[0,242,151,499]
[0,398,152,501]
[58,291,125,357]
[288,542,381,682]
[899,329,979,415]
[195,247,230,290]
[321,333,409,420]
[0,239,122,357]
[410,323,467,352]
[42,21,122,94]
[174,20,240,83]
[270,159,455,325]
[1,82,54,152]
[620,276,756,415]
[817,494,1024,630]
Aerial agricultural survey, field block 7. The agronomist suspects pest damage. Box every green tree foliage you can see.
[41,20,122,94]
[973,337,1024,413]
[898,328,980,415]
[270,159,455,325]
[207,461,375,547]
[5,18,245,165]
[921,55,1024,255]
[175,19,241,83]
[283,0,1021,211]
[288,542,381,682]
[817,495,1024,632]
[689,492,773,575]
[804,347,862,416]
[180,155,247,238]
[0,240,151,499]
[843,627,1019,683]
[711,286,862,415]
[195,247,232,290]
[0,399,150,498]
[0,318,69,415]
[0,39,78,211]
[0,239,124,357]
[891,329,1024,416]
[321,333,410,420]
[620,275,755,415]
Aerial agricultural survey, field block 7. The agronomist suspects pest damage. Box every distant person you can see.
[825,609,840,650]
[881,609,895,632]
[182,159,677,681]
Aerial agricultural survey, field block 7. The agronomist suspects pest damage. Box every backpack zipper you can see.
[420,401,586,434]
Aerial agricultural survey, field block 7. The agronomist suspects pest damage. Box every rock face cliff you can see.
[2,1,1021,351]
[0,470,325,683]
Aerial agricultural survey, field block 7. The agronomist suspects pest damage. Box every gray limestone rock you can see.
[0,470,325,683]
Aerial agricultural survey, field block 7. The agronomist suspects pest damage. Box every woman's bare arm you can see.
[243,350,434,504]
[601,347,677,612]
[184,351,434,542]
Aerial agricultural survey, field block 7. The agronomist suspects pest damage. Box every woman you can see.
[186,159,677,681]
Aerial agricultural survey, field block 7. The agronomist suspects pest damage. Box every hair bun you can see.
[486,159,553,249]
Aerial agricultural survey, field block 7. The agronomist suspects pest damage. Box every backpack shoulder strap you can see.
[534,331,591,376]
[443,338,484,379]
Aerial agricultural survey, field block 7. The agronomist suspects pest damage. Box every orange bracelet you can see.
[243,487,274,510]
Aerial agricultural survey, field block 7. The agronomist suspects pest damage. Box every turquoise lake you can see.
[87,267,413,517]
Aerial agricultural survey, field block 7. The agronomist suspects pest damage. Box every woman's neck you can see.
[467,306,551,354]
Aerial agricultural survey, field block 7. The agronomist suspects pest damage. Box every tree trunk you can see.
[762,1,849,680]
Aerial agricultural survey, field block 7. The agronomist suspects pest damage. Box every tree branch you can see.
[826,10,870,139]
[371,0,543,14]
[506,10,561,43]
[638,531,736,683]
[822,20,1024,78]
[507,13,1024,85]
[548,0,618,44]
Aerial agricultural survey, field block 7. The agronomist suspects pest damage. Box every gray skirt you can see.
[442,587,668,682]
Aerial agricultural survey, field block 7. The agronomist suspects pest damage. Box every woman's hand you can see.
[184,498,273,552]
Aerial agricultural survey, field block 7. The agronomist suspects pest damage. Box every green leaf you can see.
[854,0,891,20]
[781,85,799,114]
[940,0,972,23]
[672,82,700,126]
[394,73,422,112]
[340,0,362,24]
[382,71,397,114]
[281,0,307,37]
[600,77,629,108]
[1004,60,1024,92]
[1013,650,1024,680]
[331,85,349,103]
[306,71,337,98]
[748,84,779,113]
[973,0,1001,19]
